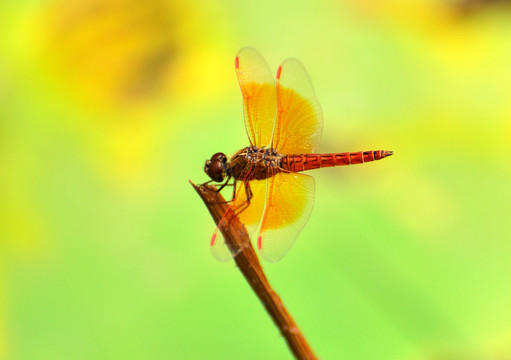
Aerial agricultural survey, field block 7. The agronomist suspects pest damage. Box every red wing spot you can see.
[257,235,262,249]
[276,66,282,80]
[210,231,217,246]
[235,56,239,69]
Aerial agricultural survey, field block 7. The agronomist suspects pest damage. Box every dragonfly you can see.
[203,47,393,262]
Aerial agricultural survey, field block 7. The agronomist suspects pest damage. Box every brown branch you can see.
[190,180,318,360]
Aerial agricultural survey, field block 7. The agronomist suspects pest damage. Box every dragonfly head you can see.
[204,152,228,182]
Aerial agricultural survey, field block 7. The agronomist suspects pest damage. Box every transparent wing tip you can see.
[210,229,233,262]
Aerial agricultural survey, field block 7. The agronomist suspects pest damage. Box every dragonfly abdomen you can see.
[281,150,393,173]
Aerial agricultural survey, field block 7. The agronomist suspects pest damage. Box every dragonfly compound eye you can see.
[205,159,225,182]
[211,152,227,163]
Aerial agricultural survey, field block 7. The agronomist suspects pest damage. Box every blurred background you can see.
[1,0,511,359]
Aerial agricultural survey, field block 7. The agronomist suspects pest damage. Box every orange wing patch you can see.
[273,59,323,155]
[232,178,267,226]
[257,172,315,262]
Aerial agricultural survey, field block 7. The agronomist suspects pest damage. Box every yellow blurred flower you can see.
[18,0,233,188]
[32,0,232,111]
[36,0,183,109]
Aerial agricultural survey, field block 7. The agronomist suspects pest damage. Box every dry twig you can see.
[190,180,317,360]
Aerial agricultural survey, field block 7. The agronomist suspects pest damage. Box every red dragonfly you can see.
[203,48,392,262]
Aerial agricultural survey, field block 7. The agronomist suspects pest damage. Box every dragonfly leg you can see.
[200,179,214,187]
[216,175,232,192]
[203,177,237,205]
[229,179,238,202]
[245,181,253,203]
[200,176,233,192]
[233,181,253,216]
[211,178,238,204]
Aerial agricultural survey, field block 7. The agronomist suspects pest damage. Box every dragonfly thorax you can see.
[229,146,283,181]
[246,146,280,165]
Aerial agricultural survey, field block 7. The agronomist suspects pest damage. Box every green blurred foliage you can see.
[1,0,511,359]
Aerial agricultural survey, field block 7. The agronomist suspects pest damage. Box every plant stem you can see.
[190,180,317,360]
